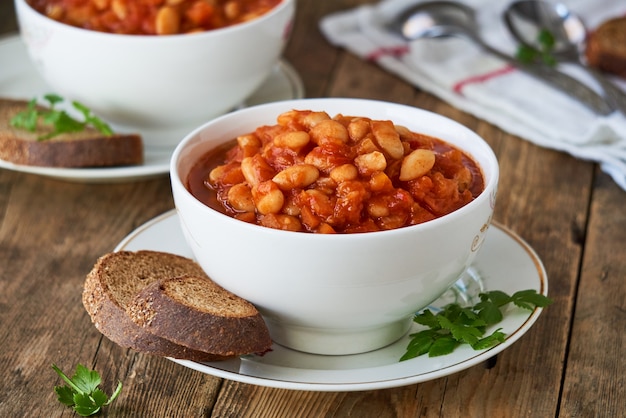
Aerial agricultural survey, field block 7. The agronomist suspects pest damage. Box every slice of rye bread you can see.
[0,98,143,167]
[83,251,234,361]
[585,16,626,79]
[127,275,272,357]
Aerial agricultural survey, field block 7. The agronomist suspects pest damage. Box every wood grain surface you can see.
[1,1,624,417]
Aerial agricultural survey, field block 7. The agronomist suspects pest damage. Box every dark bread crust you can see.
[82,251,228,361]
[128,276,272,357]
[0,99,143,167]
[585,17,626,79]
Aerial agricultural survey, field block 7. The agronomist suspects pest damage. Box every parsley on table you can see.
[400,289,553,361]
[52,363,122,416]
[515,29,557,66]
[9,93,113,141]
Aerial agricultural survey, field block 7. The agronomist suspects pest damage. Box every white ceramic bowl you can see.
[171,98,499,355]
[14,0,295,148]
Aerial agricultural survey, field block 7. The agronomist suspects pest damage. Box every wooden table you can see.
[1,1,624,417]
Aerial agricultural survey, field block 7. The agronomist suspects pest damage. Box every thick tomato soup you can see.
[27,0,283,35]
[187,110,484,234]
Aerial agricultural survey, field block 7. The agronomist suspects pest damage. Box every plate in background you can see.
[0,35,304,183]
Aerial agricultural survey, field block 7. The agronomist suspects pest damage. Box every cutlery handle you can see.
[588,68,626,116]
[466,34,615,116]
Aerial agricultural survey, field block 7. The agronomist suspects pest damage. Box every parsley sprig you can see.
[10,94,113,141]
[52,363,122,416]
[516,29,557,66]
[400,289,553,361]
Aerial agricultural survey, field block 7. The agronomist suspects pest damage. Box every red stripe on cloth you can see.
[366,45,410,61]
[452,65,516,94]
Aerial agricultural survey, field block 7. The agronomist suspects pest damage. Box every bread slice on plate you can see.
[585,16,626,79]
[0,98,143,168]
[128,275,272,358]
[83,250,257,361]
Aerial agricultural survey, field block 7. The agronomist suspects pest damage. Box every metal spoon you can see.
[504,0,626,115]
[388,0,613,115]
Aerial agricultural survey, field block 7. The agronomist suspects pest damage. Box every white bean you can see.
[273,164,320,190]
[399,149,436,181]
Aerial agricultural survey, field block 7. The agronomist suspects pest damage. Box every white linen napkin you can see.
[319,0,626,190]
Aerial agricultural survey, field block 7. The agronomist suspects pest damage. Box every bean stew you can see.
[187,109,484,234]
[27,0,283,35]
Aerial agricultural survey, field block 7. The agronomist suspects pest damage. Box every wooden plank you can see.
[1,0,622,416]
[283,1,358,98]
[93,344,223,417]
[327,54,416,102]
[0,174,206,417]
[559,171,626,417]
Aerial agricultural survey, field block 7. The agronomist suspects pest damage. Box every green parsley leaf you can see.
[428,335,459,357]
[73,393,102,417]
[44,93,64,106]
[400,289,553,361]
[537,29,555,51]
[400,329,438,361]
[481,290,512,307]
[73,101,114,136]
[437,314,484,346]
[52,363,122,417]
[515,29,558,66]
[475,299,503,325]
[9,99,38,132]
[511,289,553,310]
[70,364,102,394]
[54,385,75,407]
[540,52,557,66]
[413,308,440,329]
[515,44,539,64]
[9,95,114,141]
[471,329,506,350]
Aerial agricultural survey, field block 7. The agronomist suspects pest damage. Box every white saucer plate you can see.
[116,211,549,392]
[0,35,304,183]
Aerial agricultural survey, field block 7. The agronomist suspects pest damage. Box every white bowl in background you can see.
[14,0,295,148]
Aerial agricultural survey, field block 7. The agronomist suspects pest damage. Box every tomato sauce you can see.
[187,110,484,234]
[28,0,283,35]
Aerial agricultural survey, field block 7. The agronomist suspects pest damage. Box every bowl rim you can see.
[171,97,499,240]
[15,0,294,41]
